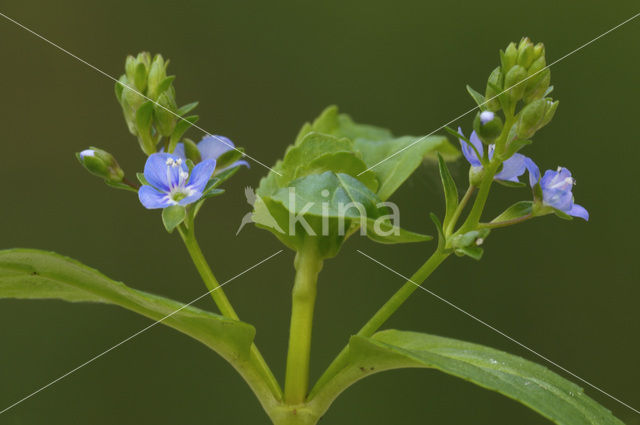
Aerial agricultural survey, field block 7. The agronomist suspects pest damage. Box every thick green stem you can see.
[284,240,324,404]
[178,225,283,401]
[309,248,449,400]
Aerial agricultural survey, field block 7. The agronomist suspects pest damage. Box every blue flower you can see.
[457,128,536,183]
[526,163,589,220]
[173,135,249,174]
[138,153,216,209]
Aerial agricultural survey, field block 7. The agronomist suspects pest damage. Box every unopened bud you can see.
[502,42,518,72]
[516,98,559,139]
[76,148,124,183]
[484,67,503,112]
[504,65,527,103]
[473,111,503,143]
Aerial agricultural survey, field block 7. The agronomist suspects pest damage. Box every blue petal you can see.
[178,191,204,206]
[144,153,188,191]
[540,169,558,190]
[457,127,482,167]
[198,135,235,161]
[525,158,540,187]
[543,187,573,211]
[568,203,589,221]
[187,159,217,193]
[138,185,173,209]
[495,153,526,182]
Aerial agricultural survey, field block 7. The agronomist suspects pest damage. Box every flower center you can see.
[169,187,195,202]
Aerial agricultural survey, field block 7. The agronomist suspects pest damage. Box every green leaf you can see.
[318,330,624,425]
[162,205,186,233]
[169,115,199,152]
[429,212,445,250]
[0,249,256,366]
[215,147,245,172]
[256,171,430,258]
[437,153,458,229]
[492,201,533,223]
[354,135,458,201]
[177,101,199,116]
[466,85,486,109]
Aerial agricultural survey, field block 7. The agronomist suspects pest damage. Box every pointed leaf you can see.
[169,115,199,152]
[0,249,256,365]
[492,201,533,223]
[314,330,624,425]
[438,153,458,229]
[466,85,486,109]
[177,101,199,116]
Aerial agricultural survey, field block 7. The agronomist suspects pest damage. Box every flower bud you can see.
[473,110,503,143]
[76,148,124,183]
[147,54,168,100]
[515,98,559,139]
[484,67,503,111]
[504,65,527,103]
[523,57,550,104]
[516,37,536,68]
[154,91,178,137]
[502,42,518,73]
[116,52,190,156]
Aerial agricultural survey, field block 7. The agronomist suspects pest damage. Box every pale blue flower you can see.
[173,135,248,173]
[138,153,216,209]
[457,128,535,183]
[526,163,589,220]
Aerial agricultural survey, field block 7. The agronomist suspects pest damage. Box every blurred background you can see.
[1,1,638,424]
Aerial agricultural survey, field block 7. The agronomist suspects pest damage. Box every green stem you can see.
[309,248,449,400]
[178,224,283,400]
[284,240,324,404]
[445,185,475,236]
[458,114,515,233]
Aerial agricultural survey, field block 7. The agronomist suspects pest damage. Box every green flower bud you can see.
[484,67,503,111]
[533,43,545,61]
[473,110,503,143]
[147,54,168,100]
[76,148,124,183]
[515,98,559,139]
[469,165,484,186]
[504,65,527,103]
[523,57,550,103]
[154,91,178,137]
[502,42,518,73]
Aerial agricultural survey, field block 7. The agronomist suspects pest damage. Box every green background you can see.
[1,1,638,424]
